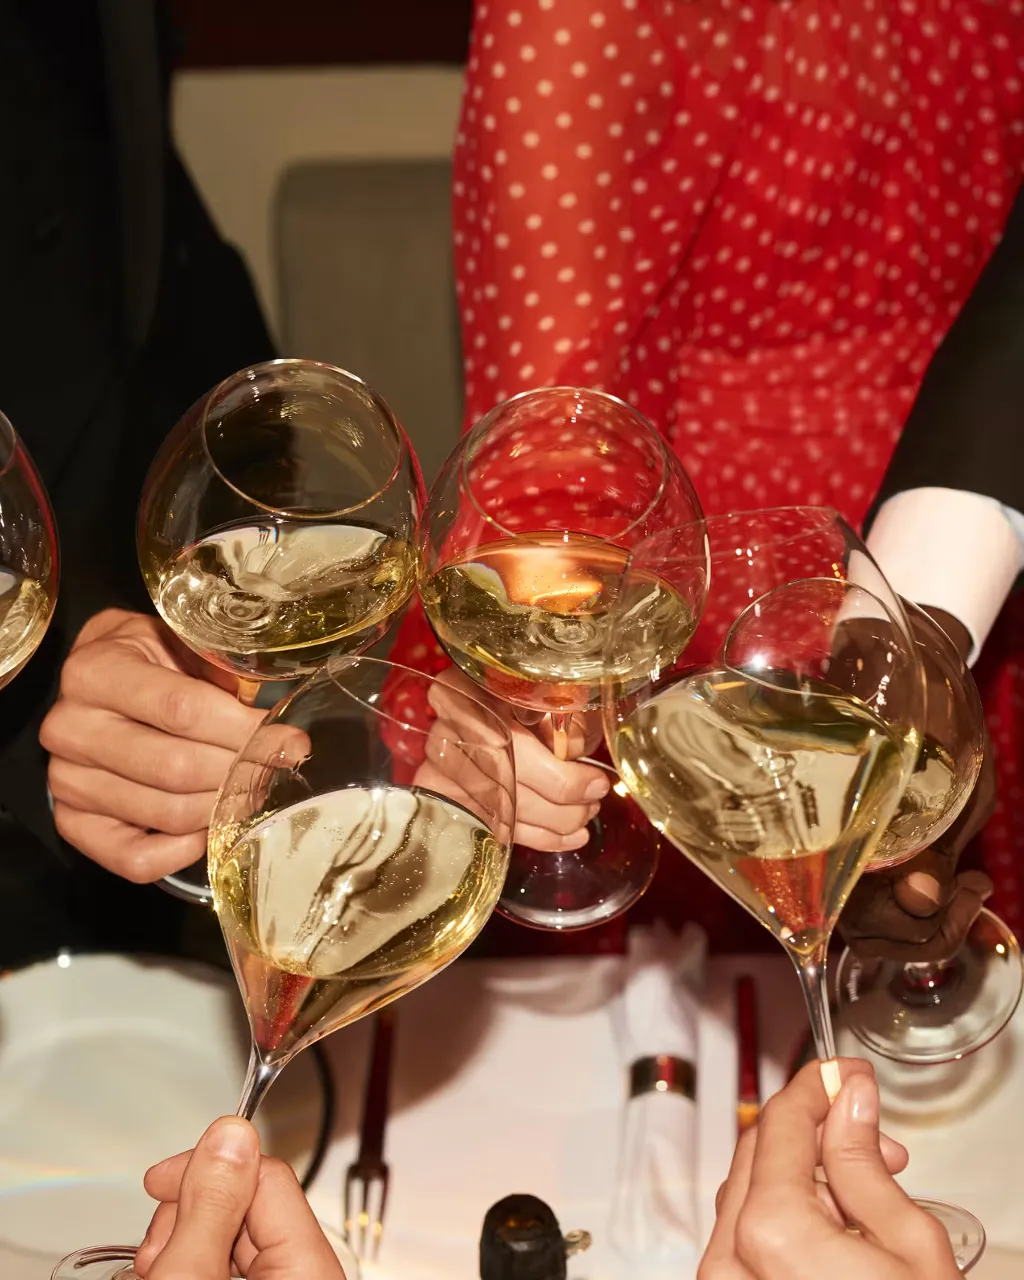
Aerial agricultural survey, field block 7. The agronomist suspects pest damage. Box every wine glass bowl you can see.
[419,387,705,720]
[835,602,1022,1066]
[138,359,424,687]
[209,655,515,1115]
[862,601,985,872]
[0,411,59,688]
[609,582,921,963]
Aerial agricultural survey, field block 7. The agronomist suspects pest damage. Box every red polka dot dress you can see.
[393,0,1024,951]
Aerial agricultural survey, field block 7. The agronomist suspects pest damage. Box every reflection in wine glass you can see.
[836,603,1023,1065]
[53,656,514,1274]
[419,386,706,930]
[137,359,425,903]
[0,411,59,687]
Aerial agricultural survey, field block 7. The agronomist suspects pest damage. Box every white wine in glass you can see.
[614,668,908,959]
[0,411,58,686]
[422,531,695,718]
[208,655,515,1116]
[138,359,424,691]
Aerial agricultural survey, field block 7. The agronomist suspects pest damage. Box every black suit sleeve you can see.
[872,180,1024,519]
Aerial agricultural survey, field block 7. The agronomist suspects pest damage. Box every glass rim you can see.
[459,385,676,540]
[723,574,916,690]
[276,654,515,752]
[631,505,849,560]
[0,410,20,479]
[200,358,410,519]
[51,1246,137,1277]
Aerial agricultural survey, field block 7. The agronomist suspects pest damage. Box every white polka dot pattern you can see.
[394,0,1024,943]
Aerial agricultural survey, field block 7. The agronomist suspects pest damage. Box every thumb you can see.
[148,1118,260,1280]
[822,1074,919,1254]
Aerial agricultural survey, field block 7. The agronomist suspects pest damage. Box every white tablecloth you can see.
[306,953,1024,1279]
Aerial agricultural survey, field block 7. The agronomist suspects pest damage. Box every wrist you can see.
[916,604,972,665]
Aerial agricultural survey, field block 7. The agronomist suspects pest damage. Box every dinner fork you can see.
[344,1007,395,1262]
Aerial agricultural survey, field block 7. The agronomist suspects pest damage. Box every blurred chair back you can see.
[275,159,462,484]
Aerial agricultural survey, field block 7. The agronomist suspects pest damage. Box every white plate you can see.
[0,953,328,1270]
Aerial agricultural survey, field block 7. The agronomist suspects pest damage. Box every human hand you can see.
[700,1060,959,1280]
[415,667,610,851]
[40,609,267,882]
[840,737,994,962]
[134,1117,346,1280]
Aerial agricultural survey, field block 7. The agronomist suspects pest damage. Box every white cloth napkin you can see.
[608,923,706,1268]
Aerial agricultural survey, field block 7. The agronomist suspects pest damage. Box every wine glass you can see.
[604,508,989,1267]
[52,655,515,1275]
[418,386,707,929]
[836,602,1023,1065]
[0,410,59,686]
[604,509,925,1090]
[138,358,425,902]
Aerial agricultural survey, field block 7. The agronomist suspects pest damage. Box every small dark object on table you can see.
[480,1195,567,1280]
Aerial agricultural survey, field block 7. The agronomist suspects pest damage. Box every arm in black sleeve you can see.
[872,181,1024,515]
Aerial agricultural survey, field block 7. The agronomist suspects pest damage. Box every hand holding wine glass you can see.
[701,1060,965,1279]
[42,609,265,881]
[52,655,515,1277]
[836,603,1022,1066]
[131,1118,345,1280]
[423,666,611,852]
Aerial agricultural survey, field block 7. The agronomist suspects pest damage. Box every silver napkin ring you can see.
[629,1054,697,1100]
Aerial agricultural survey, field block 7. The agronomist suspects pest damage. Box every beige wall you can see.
[172,68,464,336]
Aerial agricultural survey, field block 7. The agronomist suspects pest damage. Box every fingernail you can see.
[843,1074,879,1126]
[208,1117,256,1163]
[584,777,610,801]
[585,802,601,823]
[563,828,590,849]
[903,872,942,906]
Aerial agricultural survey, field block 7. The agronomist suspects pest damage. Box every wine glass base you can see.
[916,1200,986,1273]
[836,910,1023,1065]
[836,1019,1014,1124]
[156,858,213,906]
[50,1247,140,1280]
[497,810,659,932]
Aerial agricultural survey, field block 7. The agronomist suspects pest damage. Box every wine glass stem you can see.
[791,944,842,1101]
[550,713,571,761]
[237,677,262,707]
[235,1043,282,1122]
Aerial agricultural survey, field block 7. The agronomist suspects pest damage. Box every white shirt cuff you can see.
[866,487,1024,665]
